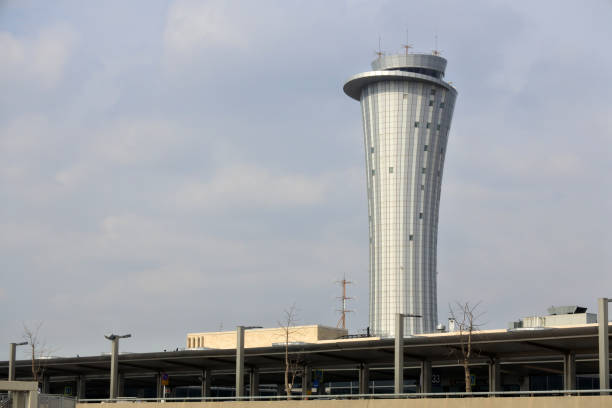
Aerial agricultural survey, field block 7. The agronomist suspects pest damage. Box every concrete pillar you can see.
[302,365,311,396]
[28,389,37,408]
[41,375,49,394]
[109,338,119,399]
[358,364,369,394]
[394,313,404,394]
[77,376,86,400]
[563,352,576,391]
[249,369,259,400]
[599,298,609,394]
[488,359,501,394]
[156,373,162,400]
[201,369,211,399]
[420,360,432,394]
[8,343,17,381]
[117,373,125,398]
[520,375,530,392]
[235,326,245,398]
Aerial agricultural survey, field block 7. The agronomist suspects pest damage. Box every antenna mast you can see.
[336,276,353,329]
[375,36,384,58]
[402,29,412,56]
[432,34,440,56]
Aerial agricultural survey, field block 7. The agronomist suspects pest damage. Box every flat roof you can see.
[1,324,609,383]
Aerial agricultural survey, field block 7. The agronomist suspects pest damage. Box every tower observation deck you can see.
[343,53,457,337]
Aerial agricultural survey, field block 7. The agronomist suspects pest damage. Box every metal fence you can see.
[39,395,75,408]
[0,393,10,408]
[77,389,612,403]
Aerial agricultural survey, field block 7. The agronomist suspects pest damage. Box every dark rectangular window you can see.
[426,122,431,129]
[437,124,441,130]
[421,184,425,190]
[440,102,445,108]
[371,169,375,176]
[424,145,428,151]
[428,100,434,107]
[409,234,413,241]
[389,167,394,174]
[419,212,423,219]
[414,121,419,128]
[422,167,426,174]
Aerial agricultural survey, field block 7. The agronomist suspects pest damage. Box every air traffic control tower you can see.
[344,53,457,337]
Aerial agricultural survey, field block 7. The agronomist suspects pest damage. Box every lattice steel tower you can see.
[343,53,457,337]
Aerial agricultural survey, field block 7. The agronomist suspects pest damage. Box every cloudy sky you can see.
[1,0,611,359]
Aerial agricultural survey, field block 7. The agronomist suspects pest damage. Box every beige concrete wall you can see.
[77,396,612,408]
[186,325,347,349]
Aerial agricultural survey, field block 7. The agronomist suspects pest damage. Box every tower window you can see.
[370,147,375,153]
[440,147,444,153]
[372,169,376,176]
[426,122,431,129]
[437,124,441,130]
[419,212,423,219]
[428,100,434,107]
[409,234,414,241]
[414,121,419,128]
[421,184,425,190]
[424,145,428,151]
[440,102,445,108]
[389,167,394,174]
[422,167,426,174]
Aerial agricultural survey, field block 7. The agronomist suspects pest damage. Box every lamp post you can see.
[104,334,131,400]
[8,341,28,381]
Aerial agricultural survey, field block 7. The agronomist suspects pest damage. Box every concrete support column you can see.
[109,338,119,399]
[201,369,211,399]
[599,297,609,394]
[235,326,245,398]
[488,359,501,394]
[563,352,576,391]
[420,360,432,394]
[394,313,404,394]
[117,373,125,398]
[519,376,530,392]
[249,369,259,400]
[8,344,17,381]
[358,364,369,395]
[302,365,311,396]
[77,376,86,400]
[155,373,162,400]
[41,375,49,394]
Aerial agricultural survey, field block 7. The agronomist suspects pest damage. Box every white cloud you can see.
[172,164,331,211]
[163,0,247,60]
[0,25,77,88]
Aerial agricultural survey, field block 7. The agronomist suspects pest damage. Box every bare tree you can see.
[22,322,53,385]
[448,301,484,393]
[278,304,303,399]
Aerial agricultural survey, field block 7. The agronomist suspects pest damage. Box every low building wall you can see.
[77,396,612,408]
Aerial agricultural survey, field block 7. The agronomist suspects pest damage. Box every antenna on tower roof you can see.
[375,36,384,58]
[402,28,412,56]
[432,34,441,56]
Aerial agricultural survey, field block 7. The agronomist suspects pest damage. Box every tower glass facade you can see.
[344,54,457,337]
